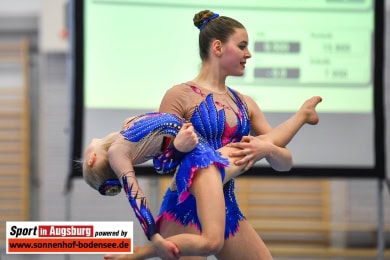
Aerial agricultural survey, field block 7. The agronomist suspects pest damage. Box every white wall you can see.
[0,0,40,16]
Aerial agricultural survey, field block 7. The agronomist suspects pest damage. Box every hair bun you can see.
[193,10,215,29]
[98,179,122,196]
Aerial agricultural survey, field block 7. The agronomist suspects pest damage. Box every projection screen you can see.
[70,0,385,178]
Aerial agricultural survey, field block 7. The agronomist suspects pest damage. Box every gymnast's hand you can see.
[152,233,180,260]
[227,135,274,171]
[173,123,198,153]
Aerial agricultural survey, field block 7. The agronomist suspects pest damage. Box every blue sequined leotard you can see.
[120,112,229,240]
[155,83,251,238]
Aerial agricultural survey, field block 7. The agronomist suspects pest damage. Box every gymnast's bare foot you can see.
[300,96,322,125]
[103,246,140,260]
[103,245,155,260]
[103,254,132,260]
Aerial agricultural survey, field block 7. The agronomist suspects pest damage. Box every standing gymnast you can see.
[83,95,321,259]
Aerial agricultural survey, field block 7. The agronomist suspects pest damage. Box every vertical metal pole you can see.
[65,1,73,260]
[377,179,384,260]
[65,191,71,260]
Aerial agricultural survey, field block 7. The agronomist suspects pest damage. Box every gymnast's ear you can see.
[212,40,222,57]
[87,152,97,167]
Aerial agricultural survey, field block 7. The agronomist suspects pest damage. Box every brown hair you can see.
[193,10,245,61]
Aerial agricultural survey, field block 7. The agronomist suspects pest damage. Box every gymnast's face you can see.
[219,28,251,77]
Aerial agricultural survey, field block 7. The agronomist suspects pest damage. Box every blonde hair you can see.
[82,132,120,193]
